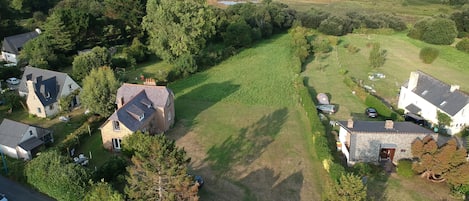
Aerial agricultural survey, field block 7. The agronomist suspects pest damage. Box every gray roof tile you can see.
[337,120,434,134]
[110,90,157,132]
[410,71,469,116]
[2,31,39,54]
[18,137,43,151]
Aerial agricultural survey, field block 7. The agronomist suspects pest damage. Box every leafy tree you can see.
[419,47,439,64]
[456,38,469,52]
[94,156,127,183]
[412,136,469,187]
[289,26,311,63]
[223,20,253,48]
[312,36,332,54]
[422,18,457,45]
[408,18,430,40]
[80,67,119,117]
[25,150,91,201]
[369,42,386,68]
[318,15,352,36]
[123,132,199,200]
[84,180,124,201]
[40,10,75,52]
[326,173,367,201]
[123,37,148,63]
[103,0,145,38]
[143,0,216,65]
[437,110,452,128]
[297,8,330,29]
[19,35,58,69]
[72,46,111,81]
[451,9,469,37]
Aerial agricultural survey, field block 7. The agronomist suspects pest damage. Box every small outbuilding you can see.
[0,119,53,160]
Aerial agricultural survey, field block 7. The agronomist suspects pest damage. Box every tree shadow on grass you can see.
[205,108,288,174]
[172,80,240,139]
[238,168,304,201]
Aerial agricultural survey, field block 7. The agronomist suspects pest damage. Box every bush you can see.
[456,38,469,53]
[397,159,414,178]
[419,47,439,64]
[94,156,127,182]
[352,162,373,176]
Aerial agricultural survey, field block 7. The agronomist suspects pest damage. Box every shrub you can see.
[419,47,439,64]
[94,156,127,182]
[456,38,469,53]
[397,159,414,178]
[352,162,372,176]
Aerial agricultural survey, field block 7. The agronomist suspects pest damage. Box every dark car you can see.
[365,107,378,118]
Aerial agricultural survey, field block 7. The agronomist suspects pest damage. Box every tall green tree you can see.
[123,132,199,200]
[72,46,111,81]
[289,26,311,63]
[80,67,119,117]
[143,0,216,65]
[84,181,124,201]
[412,136,469,187]
[369,42,386,68]
[325,173,367,201]
[19,36,58,69]
[25,150,91,201]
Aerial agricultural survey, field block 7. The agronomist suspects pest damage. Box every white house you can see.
[0,119,53,160]
[397,71,469,135]
[18,66,81,118]
[1,29,40,64]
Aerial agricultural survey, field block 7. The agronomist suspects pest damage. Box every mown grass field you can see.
[167,34,327,201]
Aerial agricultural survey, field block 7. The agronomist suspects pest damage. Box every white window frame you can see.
[112,138,122,150]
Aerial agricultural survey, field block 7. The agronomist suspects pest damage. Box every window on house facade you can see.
[49,105,53,110]
[168,112,172,121]
[69,84,72,91]
[113,121,120,131]
[37,108,41,113]
[139,113,145,121]
[112,138,122,150]
[29,130,33,135]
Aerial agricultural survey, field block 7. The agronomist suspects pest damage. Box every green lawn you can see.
[167,34,325,201]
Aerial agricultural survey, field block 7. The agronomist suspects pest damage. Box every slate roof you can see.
[405,71,469,116]
[19,66,71,106]
[117,83,172,108]
[18,137,43,151]
[0,119,30,148]
[1,30,39,54]
[109,90,157,132]
[337,120,434,134]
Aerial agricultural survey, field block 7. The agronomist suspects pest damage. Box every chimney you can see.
[407,71,419,91]
[144,78,156,86]
[347,119,354,128]
[450,85,460,92]
[385,120,394,129]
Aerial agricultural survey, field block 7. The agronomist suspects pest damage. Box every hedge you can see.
[56,115,104,155]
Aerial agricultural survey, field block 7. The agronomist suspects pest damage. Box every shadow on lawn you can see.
[205,108,288,174]
[172,80,240,140]
[239,168,303,201]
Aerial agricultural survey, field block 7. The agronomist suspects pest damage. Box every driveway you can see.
[0,176,55,201]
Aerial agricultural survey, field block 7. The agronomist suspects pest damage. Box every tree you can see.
[19,35,58,69]
[455,38,469,52]
[80,67,119,117]
[289,26,311,63]
[318,15,352,36]
[72,46,111,81]
[411,136,469,187]
[84,180,124,201]
[25,150,91,201]
[325,173,367,201]
[123,132,199,200]
[369,42,386,68]
[143,0,216,64]
[437,110,452,128]
[409,17,458,45]
[223,20,253,48]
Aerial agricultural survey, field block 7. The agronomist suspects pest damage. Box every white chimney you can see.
[347,119,354,128]
[408,71,419,91]
[385,120,394,129]
[450,85,460,92]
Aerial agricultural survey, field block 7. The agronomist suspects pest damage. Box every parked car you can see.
[365,107,378,118]
[6,78,19,85]
[316,104,336,114]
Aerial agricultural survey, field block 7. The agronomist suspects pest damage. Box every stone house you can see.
[337,119,437,166]
[0,119,53,160]
[18,66,81,118]
[397,71,469,135]
[100,80,175,151]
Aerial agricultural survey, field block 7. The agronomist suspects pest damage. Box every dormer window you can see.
[46,92,50,98]
[140,98,152,108]
[440,101,447,106]
[139,113,145,121]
